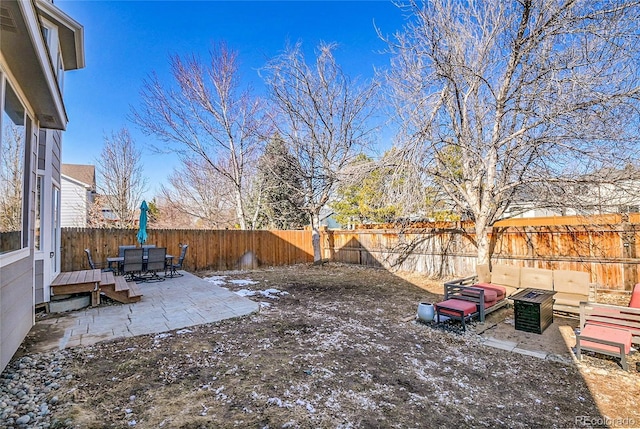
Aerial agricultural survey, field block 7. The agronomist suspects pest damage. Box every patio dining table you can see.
[107,254,174,275]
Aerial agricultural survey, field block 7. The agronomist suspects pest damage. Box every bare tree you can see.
[159,157,237,229]
[0,123,24,235]
[386,0,640,265]
[96,128,147,227]
[132,42,269,229]
[263,42,379,261]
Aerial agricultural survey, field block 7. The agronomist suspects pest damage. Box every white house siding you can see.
[61,176,88,227]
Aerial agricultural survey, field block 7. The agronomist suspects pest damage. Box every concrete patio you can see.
[24,271,259,354]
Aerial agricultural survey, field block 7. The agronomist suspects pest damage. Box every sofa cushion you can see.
[461,287,498,303]
[553,270,590,296]
[484,299,499,308]
[490,264,521,289]
[554,292,584,307]
[476,264,491,283]
[520,267,553,291]
[473,283,506,300]
[435,299,477,317]
[629,283,640,309]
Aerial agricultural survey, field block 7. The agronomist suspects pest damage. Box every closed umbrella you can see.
[137,200,148,245]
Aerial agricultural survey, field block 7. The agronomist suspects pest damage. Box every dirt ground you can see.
[16,264,640,428]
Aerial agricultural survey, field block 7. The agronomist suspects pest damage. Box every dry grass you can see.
[40,264,640,428]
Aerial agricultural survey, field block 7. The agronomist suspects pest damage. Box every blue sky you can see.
[58,1,408,199]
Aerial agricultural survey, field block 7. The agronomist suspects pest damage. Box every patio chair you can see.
[168,244,188,277]
[141,244,156,258]
[84,248,113,272]
[123,248,144,282]
[145,247,167,282]
[118,245,137,257]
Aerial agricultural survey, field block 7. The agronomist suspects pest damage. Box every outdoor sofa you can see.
[435,263,595,330]
[445,264,594,314]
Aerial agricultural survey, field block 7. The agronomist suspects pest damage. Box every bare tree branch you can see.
[263,42,380,261]
[386,0,640,264]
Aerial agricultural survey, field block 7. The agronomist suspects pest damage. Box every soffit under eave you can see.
[36,0,85,70]
[0,0,67,130]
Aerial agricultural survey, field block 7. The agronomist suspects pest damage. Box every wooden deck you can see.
[51,269,144,307]
[51,269,101,306]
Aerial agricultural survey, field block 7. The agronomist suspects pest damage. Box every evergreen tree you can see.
[256,135,307,229]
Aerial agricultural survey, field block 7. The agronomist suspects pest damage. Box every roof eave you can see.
[36,0,85,70]
[1,0,66,129]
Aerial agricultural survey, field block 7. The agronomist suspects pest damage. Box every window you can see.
[41,25,50,46]
[56,52,64,92]
[0,81,26,254]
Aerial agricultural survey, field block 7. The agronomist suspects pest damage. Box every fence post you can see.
[622,214,637,290]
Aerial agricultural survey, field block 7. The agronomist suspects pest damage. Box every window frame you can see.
[0,72,31,263]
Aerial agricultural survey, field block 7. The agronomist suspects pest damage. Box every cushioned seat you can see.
[473,283,506,300]
[461,287,498,303]
[629,283,640,308]
[435,299,477,317]
[435,299,478,331]
[579,324,632,354]
[577,324,632,371]
[553,292,582,307]
[484,299,498,308]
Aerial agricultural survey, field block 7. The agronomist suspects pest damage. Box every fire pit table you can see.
[511,288,556,334]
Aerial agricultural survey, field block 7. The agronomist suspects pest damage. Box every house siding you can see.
[35,259,44,304]
[61,178,88,227]
[52,130,61,183]
[0,254,34,370]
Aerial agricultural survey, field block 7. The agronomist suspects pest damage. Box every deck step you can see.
[127,282,143,300]
[101,272,116,287]
[114,276,129,292]
[100,275,143,304]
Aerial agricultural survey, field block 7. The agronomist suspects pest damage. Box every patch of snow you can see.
[295,399,316,413]
[203,276,228,286]
[176,329,192,335]
[235,289,256,297]
[154,333,172,340]
[260,302,272,309]
[229,279,259,286]
[263,288,289,296]
[267,397,293,408]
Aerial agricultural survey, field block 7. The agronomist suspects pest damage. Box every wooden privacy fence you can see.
[63,213,640,291]
[61,228,314,273]
[323,214,640,291]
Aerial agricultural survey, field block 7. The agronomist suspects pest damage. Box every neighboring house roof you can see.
[61,164,95,191]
